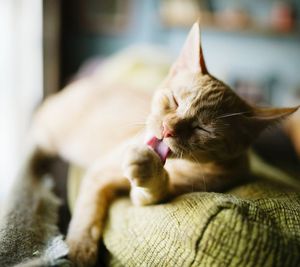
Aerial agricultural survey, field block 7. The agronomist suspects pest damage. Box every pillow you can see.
[103,181,300,267]
[67,153,300,266]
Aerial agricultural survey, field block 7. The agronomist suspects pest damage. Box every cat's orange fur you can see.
[29,23,298,266]
[286,109,300,158]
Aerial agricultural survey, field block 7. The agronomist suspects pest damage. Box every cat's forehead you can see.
[167,72,235,122]
[169,72,214,115]
[170,72,201,101]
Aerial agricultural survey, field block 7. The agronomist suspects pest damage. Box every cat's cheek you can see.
[145,115,163,140]
[152,90,172,114]
[187,135,200,148]
[163,138,179,155]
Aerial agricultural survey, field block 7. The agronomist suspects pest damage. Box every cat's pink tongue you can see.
[147,136,170,164]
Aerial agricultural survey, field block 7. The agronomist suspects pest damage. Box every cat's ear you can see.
[253,106,298,121]
[170,22,208,76]
[248,106,299,131]
[238,106,298,145]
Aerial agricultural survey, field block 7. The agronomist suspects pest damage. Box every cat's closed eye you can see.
[193,123,210,134]
[171,92,178,108]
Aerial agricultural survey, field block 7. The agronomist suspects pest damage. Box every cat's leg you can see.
[66,168,129,267]
[122,145,170,206]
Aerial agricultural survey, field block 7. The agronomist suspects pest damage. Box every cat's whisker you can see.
[128,119,147,125]
[119,121,147,130]
[201,174,207,191]
[217,111,250,119]
[189,152,207,191]
[128,122,146,127]
[180,150,184,160]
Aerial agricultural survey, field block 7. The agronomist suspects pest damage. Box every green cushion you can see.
[103,182,300,267]
[68,153,300,267]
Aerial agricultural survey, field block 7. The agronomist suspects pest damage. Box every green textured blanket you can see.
[68,153,300,267]
[104,182,300,267]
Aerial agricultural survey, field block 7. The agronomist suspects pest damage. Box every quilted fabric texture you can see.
[68,153,300,267]
[103,181,300,267]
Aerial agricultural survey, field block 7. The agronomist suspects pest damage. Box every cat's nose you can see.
[162,122,175,138]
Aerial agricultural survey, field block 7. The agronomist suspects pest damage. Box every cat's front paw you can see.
[122,145,163,187]
[122,145,169,205]
[66,233,98,267]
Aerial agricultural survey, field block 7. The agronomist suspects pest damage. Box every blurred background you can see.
[1,0,300,201]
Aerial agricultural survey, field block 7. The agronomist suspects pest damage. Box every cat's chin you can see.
[163,138,185,158]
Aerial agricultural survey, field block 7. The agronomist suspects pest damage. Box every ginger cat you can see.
[29,23,298,266]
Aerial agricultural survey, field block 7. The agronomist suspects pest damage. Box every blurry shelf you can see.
[201,23,300,40]
[162,18,300,39]
[161,8,300,40]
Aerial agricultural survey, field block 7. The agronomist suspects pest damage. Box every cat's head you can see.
[146,22,298,163]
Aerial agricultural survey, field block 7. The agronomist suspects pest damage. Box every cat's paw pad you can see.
[122,145,162,186]
[66,235,98,267]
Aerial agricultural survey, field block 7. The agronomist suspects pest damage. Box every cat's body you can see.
[32,78,150,166]
[29,23,298,266]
